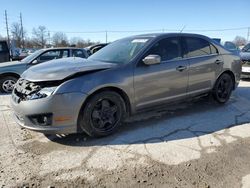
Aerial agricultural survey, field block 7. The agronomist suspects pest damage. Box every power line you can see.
[49,30,106,34]
[48,26,250,34]
[184,27,249,32]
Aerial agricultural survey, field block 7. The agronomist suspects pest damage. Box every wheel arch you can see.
[77,86,132,133]
[0,72,20,80]
[214,70,236,90]
[86,86,132,115]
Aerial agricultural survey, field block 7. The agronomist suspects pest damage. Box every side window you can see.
[62,50,69,58]
[38,50,69,62]
[147,37,182,61]
[185,37,211,58]
[72,49,86,58]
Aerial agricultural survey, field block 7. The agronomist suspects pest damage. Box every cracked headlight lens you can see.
[27,86,57,100]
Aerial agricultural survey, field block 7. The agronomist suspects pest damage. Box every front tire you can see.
[212,73,233,104]
[0,76,18,93]
[78,91,126,137]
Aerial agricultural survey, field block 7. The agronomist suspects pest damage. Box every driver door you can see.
[134,37,189,110]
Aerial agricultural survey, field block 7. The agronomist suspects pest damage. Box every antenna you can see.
[180,25,186,33]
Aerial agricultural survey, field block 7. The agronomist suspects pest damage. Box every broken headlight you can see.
[27,87,57,100]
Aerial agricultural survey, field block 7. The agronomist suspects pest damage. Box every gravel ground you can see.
[1,80,250,187]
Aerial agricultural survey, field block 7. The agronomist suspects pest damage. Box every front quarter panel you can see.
[55,64,135,111]
[0,64,27,76]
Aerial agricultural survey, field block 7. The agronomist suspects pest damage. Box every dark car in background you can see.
[212,39,240,54]
[85,43,109,56]
[240,43,250,78]
[11,33,241,137]
[0,41,10,63]
[223,41,240,54]
[0,47,88,93]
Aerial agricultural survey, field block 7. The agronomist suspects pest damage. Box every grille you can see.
[13,78,41,103]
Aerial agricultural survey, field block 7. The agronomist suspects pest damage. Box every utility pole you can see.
[105,30,108,43]
[48,31,50,47]
[4,10,10,48]
[247,27,250,42]
[19,12,24,48]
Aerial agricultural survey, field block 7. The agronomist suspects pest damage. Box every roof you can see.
[133,32,210,39]
[44,47,85,50]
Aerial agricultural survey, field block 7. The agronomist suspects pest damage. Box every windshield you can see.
[242,44,250,52]
[88,37,152,64]
[21,49,44,63]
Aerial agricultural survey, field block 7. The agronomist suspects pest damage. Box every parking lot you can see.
[1,80,250,187]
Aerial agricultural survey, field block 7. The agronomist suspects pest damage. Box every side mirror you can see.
[143,55,161,65]
[32,59,38,64]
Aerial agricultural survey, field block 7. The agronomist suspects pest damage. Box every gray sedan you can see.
[11,33,241,137]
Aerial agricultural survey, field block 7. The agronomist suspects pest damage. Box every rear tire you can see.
[212,73,233,104]
[0,76,18,93]
[78,91,126,137]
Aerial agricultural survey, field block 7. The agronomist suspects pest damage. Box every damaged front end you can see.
[12,78,62,103]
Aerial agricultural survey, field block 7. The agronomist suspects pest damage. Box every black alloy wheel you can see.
[79,91,126,137]
[213,73,233,104]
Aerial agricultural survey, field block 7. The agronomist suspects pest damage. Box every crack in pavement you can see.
[1,111,19,152]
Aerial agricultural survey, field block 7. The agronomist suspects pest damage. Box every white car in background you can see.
[241,43,250,78]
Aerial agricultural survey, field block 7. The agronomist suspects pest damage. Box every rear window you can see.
[185,37,211,58]
[0,42,8,52]
[72,49,87,58]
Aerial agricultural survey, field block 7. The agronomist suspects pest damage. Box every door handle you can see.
[176,66,187,72]
[215,59,223,65]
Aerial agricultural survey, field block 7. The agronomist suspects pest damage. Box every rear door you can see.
[183,37,223,96]
[134,37,189,110]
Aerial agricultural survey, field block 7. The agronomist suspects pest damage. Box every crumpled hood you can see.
[21,57,116,82]
[240,52,250,60]
[0,61,26,68]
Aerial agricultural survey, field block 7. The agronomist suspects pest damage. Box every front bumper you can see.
[11,92,87,134]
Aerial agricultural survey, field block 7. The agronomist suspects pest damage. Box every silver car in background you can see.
[0,47,89,93]
[11,33,242,137]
